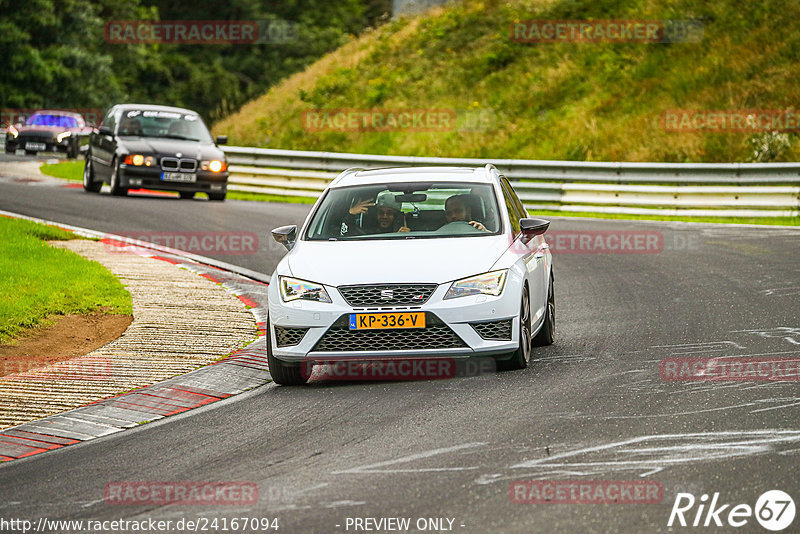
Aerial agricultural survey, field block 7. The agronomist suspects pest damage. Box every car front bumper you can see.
[267,279,521,363]
[119,164,228,193]
[7,136,64,153]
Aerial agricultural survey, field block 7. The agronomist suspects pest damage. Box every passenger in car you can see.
[443,194,488,231]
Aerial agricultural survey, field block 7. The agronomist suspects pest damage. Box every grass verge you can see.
[226,190,317,204]
[39,160,84,181]
[0,216,133,344]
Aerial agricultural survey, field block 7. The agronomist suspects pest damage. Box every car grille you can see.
[313,314,466,352]
[19,132,54,141]
[338,284,438,307]
[470,319,513,340]
[274,326,308,347]
[161,157,197,172]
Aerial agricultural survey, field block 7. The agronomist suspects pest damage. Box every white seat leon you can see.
[267,164,555,385]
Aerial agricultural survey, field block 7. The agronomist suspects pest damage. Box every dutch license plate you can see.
[25,142,46,151]
[161,171,196,183]
[349,312,425,330]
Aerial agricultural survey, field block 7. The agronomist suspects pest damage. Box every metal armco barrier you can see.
[223,146,800,217]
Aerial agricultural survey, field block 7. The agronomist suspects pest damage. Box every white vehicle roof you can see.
[329,166,498,188]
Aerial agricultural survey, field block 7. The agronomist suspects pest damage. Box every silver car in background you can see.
[267,165,555,385]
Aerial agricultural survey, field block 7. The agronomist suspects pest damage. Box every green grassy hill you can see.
[213,0,800,162]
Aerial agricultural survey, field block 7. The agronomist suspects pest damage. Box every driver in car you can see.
[347,191,410,233]
[444,194,488,231]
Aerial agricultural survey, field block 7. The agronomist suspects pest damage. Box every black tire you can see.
[497,286,532,371]
[208,192,226,201]
[179,191,195,200]
[109,158,128,196]
[83,157,102,193]
[532,273,555,347]
[5,147,13,154]
[66,142,77,159]
[266,317,308,385]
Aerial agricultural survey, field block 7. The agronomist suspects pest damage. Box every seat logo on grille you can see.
[380,289,394,300]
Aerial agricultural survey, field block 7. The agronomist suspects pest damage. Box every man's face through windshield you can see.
[376,205,398,231]
[445,195,471,223]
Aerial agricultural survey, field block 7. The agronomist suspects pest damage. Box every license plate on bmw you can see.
[349,312,425,330]
[25,142,46,151]
[161,171,196,183]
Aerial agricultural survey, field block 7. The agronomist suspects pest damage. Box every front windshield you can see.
[306,182,502,240]
[26,113,79,128]
[118,109,213,141]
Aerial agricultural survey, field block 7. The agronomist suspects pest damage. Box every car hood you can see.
[286,235,511,286]
[119,138,223,159]
[18,126,63,136]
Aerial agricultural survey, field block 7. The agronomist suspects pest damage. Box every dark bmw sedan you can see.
[83,104,229,200]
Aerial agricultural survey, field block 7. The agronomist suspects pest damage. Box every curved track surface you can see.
[1,156,799,533]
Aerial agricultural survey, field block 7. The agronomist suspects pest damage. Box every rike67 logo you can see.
[668,490,795,531]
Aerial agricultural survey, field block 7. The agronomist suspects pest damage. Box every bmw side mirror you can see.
[519,218,550,242]
[272,225,297,251]
[215,135,228,145]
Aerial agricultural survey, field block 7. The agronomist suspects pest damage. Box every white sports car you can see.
[267,165,555,385]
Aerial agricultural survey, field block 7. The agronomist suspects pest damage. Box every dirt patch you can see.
[0,311,132,377]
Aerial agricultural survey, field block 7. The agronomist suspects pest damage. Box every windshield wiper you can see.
[156,134,200,141]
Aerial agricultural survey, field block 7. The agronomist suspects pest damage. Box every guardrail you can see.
[222,146,800,217]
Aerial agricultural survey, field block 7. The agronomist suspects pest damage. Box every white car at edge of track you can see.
[266,164,555,385]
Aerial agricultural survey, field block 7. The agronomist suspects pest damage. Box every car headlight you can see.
[8,125,19,138]
[56,131,71,143]
[201,160,226,172]
[444,269,508,300]
[279,276,332,303]
[123,154,155,166]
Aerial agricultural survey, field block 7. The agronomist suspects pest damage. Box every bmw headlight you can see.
[201,160,226,172]
[279,276,332,303]
[8,125,19,138]
[56,131,72,143]
[444,269,508,300]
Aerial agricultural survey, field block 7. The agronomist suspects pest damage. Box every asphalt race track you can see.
[1,157,800,533]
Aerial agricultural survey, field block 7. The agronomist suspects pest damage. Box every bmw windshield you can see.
[118,109,213,142]
[305,182,503,240]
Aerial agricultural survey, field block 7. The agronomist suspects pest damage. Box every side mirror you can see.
[519,218,550,242]
[272,225,297,251]
[215,135,228,145]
